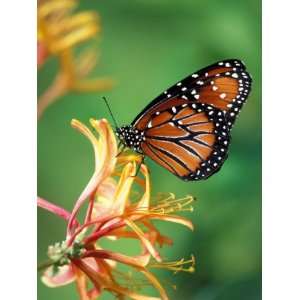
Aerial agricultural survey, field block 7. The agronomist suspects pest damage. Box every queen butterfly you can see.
[114,59,252,181]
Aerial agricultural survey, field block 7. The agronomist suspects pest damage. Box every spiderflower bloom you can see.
[37,0,113,118]
[38,118,195,300]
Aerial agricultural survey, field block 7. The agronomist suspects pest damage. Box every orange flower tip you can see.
[89,118,97,127]
[71,118,80,127]
[89,117,109,129]
[188,223,195,231]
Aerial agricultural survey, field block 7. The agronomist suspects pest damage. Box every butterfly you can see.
[115,59,252,181]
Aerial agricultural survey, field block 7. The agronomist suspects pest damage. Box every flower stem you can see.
[37,259,54,272]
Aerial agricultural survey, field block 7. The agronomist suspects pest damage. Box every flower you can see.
[38,118,195,300]
[37,0,114,119]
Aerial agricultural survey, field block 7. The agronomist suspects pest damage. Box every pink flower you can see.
[38,118,195,300]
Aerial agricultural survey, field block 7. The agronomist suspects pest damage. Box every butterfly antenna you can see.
[102,96,119,129]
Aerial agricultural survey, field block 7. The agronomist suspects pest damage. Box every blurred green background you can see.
[38,0,261,299]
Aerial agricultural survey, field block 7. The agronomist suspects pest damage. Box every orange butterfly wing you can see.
[140,102,230,180]
[125,59,252,180]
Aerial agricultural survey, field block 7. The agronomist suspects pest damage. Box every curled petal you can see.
[71,119,100,168]
[41,265,75,287]
[38,0,76,19]
[135,164,150,211]
[142,220,173,248]
[101,228,153,266]
[67,119,117,235]
[112,162,136,214]
[140,269,169,300]
[49,16,100,53]
[92,178,117,219]
[90,118,118,174]
[130,212,194,231]
[124,219,162,262]
[73,259,161,300]
[95,177,117,201]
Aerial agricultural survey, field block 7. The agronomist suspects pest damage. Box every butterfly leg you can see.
[131,155,145,177]
[116,143,125,157]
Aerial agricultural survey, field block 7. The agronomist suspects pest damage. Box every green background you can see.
[38,0,261,299]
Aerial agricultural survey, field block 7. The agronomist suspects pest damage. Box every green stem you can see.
[37,259,54,272]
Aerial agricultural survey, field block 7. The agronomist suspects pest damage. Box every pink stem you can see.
[67,213,120,247]
[82,250,144,268]
[84,192,96,225]
[67,178,99,236]
[84,218,125,245]
[37,197,80,227]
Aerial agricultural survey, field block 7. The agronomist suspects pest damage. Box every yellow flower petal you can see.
[73,78,114,92]
[130,212,194,231]
[51,23,99,53]
[124,219,162,262]
[49,12,99,36]
[38,0,76,19]
[140,269,169,300]
[135,164,150,210]
[112,162,136,214]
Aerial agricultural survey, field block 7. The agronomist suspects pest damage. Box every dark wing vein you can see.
[143,143,179,176]
[147,142,192,172]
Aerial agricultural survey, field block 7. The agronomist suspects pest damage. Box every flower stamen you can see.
[149,255,196,274]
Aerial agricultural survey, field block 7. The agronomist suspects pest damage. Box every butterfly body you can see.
[116,125,144,153]
[116,59,252,181]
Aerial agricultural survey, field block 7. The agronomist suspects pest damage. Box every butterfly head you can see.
[116,125,145,153]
